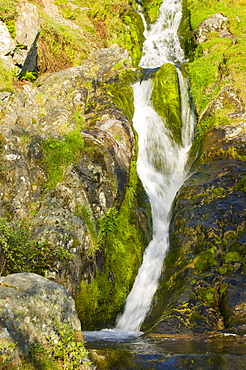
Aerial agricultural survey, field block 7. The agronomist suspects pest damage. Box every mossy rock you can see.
[151,63,182,144]
[123,10,145,67]
[141,0,163,24]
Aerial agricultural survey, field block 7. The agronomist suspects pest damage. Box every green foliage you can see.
[187,0,246,165]
[0,59,14,92]
[42,129,84,189]
[0,341,16,364]
[76,161,148,329]
[20,71,38,82]
[0,0,17,37]
[43,322,89,370]
[197,287,217,305]
[0,217,74,276]
[72,110,85,129]
[151,63,182,144]
[224,251,240,263]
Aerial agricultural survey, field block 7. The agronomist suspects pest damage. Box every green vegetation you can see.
[39,322,89,370]
[0,323,89,370]
[104,69,137,121]
[75,161,148,329]
[75,205,97,243]
[151,63,182,144]
[0,59,15,92]
[0,0,17,37]
[141,0,163,24]
[37,0,144,72]
[0,217,74,276]
[235,176,246,192]
[38,18,88,73]
[122,9,145,66]
[186,0,246,164]
[42,129,84,189]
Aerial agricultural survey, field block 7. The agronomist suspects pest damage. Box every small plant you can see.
[0,340,16,364]
[19,71,38,82]
[44,321,89,370]
[0,217,74,276]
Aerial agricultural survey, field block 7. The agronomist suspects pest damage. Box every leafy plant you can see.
[20,71,38,82]
[44,321,89,370]
[0,218,74,276]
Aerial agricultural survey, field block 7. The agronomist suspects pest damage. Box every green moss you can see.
[0,59,15,92]
[195,248,217,273]
[75,205,97,244]
[197,287,217,306]
[224,251,240,263]
[141,0,162,24]
[42,129,84,189]
[75,161,148,329]
[122,10,145,67]
[104,70,136,121]
[0,0,17,37]
[151,63,182,144]
[235,176,246,192]
[212,187,227,198]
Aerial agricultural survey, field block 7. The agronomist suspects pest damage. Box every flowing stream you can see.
[84,0,196,341]
[116,0,196,332]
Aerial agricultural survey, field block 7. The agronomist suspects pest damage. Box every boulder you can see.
[0,21,15,68]
[0,273,81,360]
[14,2,40,74]
[194,13,233,44]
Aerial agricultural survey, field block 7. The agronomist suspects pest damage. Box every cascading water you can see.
[84,0,196,341]
[116,0,196,331]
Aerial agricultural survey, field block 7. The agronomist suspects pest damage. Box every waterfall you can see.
[116,0,196,331]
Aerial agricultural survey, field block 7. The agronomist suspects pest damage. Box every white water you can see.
[116,0,196,331]
[83,0,196,342]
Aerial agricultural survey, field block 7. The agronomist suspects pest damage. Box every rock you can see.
[0,273,81,361]
[194,13,233,44]
[144,157,246,337]
[14,2,40,74]
[0,21,15,68]
[0,21,15,57]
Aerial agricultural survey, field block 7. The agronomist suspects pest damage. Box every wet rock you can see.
[144,157,246,336]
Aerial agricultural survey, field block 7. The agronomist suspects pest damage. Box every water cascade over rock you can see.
[116,0,196,331]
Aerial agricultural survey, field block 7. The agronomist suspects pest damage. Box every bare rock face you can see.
[0,273,81,361]
[15,2,40,75]
[0,21,15,68]
[194,13,233,44]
